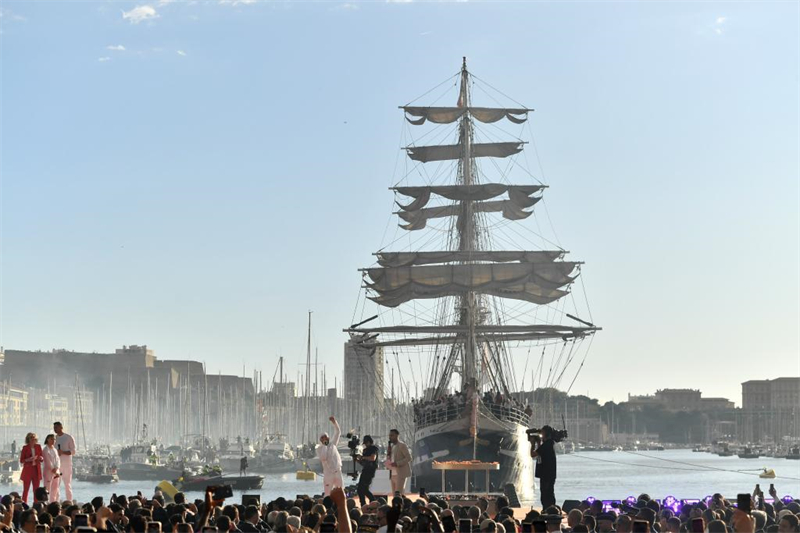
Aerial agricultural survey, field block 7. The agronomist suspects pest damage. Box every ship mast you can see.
[458,57,478,391]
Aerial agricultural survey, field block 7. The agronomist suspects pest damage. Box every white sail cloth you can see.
[403,106,530,125]
[365,262,577,308]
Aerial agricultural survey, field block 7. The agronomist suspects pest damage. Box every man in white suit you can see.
[316,416,344,496]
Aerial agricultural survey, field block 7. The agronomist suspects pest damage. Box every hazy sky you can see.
[2,0,798,407]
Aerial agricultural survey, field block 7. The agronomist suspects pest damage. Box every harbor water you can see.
[44,450,800,505]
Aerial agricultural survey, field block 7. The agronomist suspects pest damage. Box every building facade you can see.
[1,346,256,447]
[740,377,800,443]
[343,341,385,407]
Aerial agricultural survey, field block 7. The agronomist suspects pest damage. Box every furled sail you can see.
[374,250,566,268]
[395,183,544,209]
[365,262,577,308]
[406,142,524,163]
[403,106,531,125]
[397,197,539,230]
[393,183,542,230]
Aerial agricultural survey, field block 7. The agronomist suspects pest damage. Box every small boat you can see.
[738,447,760,459]
[0,461,21,485]
[759,468,776,479]
[785,447,800,460]
[117,462,182,481]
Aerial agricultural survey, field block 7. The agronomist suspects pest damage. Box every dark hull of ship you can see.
[412,411,534,501]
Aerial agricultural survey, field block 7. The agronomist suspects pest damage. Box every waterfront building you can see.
[740,377,800,443]
[1,345,255,446]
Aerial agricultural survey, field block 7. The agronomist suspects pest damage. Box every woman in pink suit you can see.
[19,432,43,504]
[42,434,61,502]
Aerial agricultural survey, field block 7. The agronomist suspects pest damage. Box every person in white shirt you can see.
[42,434,61,502]
[316,416,343,496]
[53,422,75,501]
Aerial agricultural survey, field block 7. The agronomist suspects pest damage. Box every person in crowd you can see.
[568,509,585,529]
[41,434,60,503]
[53,422,76,501]
[19,432,43,504]
[316,416,343,496]
[238,505,263,533]
[387,428,412,495]
[18,509,38,533]
[779,513,799,533]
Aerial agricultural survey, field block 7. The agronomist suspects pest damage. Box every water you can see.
[19,450,800,505]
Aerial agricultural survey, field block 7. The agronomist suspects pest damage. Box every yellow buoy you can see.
[296,462,317,481]
[296,470,317,481]
[759,468,776,479]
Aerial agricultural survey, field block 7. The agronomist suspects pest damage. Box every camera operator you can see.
[529,425,557,508]
[355,435,378,506]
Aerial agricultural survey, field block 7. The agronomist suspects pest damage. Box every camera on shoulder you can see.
[526,425,568,443]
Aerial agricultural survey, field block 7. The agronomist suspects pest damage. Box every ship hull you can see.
[412,411,534,502]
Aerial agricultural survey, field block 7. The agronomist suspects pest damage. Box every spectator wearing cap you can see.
[545,514,564,533]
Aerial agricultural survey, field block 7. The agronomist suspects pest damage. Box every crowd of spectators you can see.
[412,391,532,427]
[3,483,797,533]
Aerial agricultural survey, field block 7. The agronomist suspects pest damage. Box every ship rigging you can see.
[345,58,601,498]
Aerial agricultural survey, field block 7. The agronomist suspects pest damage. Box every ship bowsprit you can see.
[412,408,535,502]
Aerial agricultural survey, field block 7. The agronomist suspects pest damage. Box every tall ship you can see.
[346,59,600,500]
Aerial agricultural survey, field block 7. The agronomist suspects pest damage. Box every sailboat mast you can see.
[304,311,312,445]
[457,57,478,390]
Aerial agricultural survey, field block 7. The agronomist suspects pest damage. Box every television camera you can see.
[345,432,362,479]
[526,416,569,444]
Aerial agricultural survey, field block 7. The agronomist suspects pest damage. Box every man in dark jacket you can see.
[239,506,265,533]
[530,425,557,509]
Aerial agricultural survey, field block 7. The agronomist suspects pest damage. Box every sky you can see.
[1,0,798,407]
